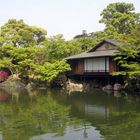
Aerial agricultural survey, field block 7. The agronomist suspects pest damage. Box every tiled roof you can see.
[65,50,118,60]
[65,39,122,60]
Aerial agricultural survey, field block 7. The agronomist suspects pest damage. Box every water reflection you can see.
[114,91,121,98]
[0,88,9,101]
[0,133,3,140]
[0,88,139,140]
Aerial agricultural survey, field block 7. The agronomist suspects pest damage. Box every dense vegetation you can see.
[99,2,140,90]
[0,20,71,85]
[0,2,140,87]
[0,18,97,86]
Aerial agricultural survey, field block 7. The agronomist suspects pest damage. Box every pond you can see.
[0,87,140,140]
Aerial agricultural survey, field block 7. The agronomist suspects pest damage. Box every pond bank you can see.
[0,76,140,95]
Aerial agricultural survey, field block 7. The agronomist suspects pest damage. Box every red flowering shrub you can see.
[0,71,9,82]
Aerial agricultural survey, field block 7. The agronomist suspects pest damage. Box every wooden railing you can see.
[84,70,109,73]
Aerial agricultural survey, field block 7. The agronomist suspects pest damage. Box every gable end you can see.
[88,39,122,52]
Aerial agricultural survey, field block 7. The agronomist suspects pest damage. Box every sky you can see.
[0,0,140,40]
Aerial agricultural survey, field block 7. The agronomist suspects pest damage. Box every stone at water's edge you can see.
[26,82,37,90]
[66,79,84,93]
[103,83,122,91]
[0,77,25,88]
[102,84,113,90]
[114,83,122,91]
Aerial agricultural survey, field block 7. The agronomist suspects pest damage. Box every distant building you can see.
[74,30,102,39]
[74,30,88,39]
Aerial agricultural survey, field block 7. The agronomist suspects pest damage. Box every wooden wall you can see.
[68,57,118,76]
[109,57,118,74]
[69,59,84,75]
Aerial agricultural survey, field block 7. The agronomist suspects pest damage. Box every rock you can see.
[66,79,84,94]
[26,82,37,92]
[102,84,113,90]
[0,78,25,88]
[114,83,122,91]
[26,82,36,89]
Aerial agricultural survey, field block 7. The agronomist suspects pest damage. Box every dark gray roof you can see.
[104,39,123,46]
[65,50,118,60]
[88,39,123,52]
[65,39,122,60]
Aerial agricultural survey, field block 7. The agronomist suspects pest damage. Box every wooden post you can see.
[116,76,118,83]
[107,76,110,84]
[105,57,107,73]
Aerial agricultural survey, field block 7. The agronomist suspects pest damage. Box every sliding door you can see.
[84,57,109,72]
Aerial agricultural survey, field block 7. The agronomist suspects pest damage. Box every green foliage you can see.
[1,2,140,85]
[98,3,140,81]
[69,37,95,52]
[44,34,81,61]
[0,90,71,140]
[113,26,140,78]
[0,19,47,47]
[0,46,70,83]
[34,60,71,82]
[100,2,140,34]
[44,34,96,62]
[0,20,71,84]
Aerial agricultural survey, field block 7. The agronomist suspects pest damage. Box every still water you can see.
[0,87,140,140]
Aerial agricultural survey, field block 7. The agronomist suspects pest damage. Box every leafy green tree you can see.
[0,45,47,79]
[44,34,81,61]
[34,60,71,82]
[0,20,71,84]
[114,44,140,77]
[113,25,140,78]
[69,37,95,52]
[0,19,47,47]
[100,2,140,34]
[0,45,70,84]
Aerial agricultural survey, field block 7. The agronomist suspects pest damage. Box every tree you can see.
[113,25,140,90]
[44,34,81,61]
[100,2,140,34]
[0,19,47,47]
[0,44,70,83]
[0,20,71,84]
[34,60,71,82]
[114,44,140,77]
[69,37,95,52]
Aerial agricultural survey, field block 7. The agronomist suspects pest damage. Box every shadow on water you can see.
[0,87,140,140]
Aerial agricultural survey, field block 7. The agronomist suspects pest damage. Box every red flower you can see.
[0,71,9,82]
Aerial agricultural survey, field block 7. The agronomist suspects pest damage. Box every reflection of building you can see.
[72,100,109,120]
[84,104,109,119]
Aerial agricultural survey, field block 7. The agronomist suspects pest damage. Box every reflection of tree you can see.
[64,90,140,140]
[0,95,71,140]
[0,88,140,140]
[88,93,140,140]
[97,111,140,140]
[0,88,9,101]
[83,121,88,139]
[0,90,89,140]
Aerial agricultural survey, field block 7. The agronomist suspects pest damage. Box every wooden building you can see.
[65,39,123,84]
